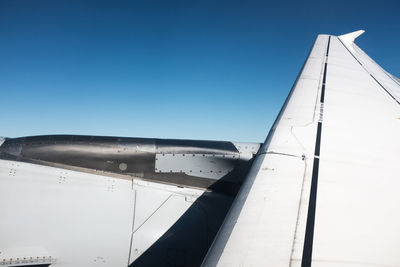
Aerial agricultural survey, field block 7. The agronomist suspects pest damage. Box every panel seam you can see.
[337,37,400,105]
[301,35,330,267]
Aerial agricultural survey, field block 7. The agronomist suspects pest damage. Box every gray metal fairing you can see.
[0,135,260,266]
[0,135,260,195]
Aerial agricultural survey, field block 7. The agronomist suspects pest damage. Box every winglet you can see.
[339,30,365,44]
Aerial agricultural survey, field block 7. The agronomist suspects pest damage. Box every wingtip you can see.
[339,30,365,43]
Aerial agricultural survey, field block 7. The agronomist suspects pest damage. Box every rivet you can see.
[119,163,128,171]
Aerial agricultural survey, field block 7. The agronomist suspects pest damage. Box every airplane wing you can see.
[0,136,260,266]
[203,31,400,267]
[1,30,399,267]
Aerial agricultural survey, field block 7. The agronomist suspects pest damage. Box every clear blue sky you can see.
[1,0,399,142]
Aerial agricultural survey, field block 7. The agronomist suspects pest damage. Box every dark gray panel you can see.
[0,135,260,195]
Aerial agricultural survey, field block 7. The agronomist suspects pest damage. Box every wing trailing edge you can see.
[202,31,400,267]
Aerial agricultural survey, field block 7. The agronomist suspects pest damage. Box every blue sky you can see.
[1,0,399,142]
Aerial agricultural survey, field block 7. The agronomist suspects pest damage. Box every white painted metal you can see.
[0,159,205,267]
[202,34,330,266]
[0,247,55,266]
[338,30,365,51]
[127,182,203,264]
[0,159,134,266]
[132,188,172,232]
[232,142,261,160]
[203,31,400,266]
[312,36,400,266]
[2,30,399,267]
[129,194,196,264]
[339,33,400,102]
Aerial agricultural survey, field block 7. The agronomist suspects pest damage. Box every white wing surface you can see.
[0,136,260,267]
[203,31,400,267]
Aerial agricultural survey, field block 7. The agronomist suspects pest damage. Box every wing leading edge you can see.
[203,31,400,267]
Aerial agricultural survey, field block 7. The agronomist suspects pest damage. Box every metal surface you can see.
[0,158,236,267]
[0,135,260,194]
[203,31,400,267]
[155,153,236,179]
[0,159,135,267]
[202,34,328,267]
[128,190,233,267]
[0,136,260,267]
[3,30,399,267]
